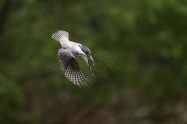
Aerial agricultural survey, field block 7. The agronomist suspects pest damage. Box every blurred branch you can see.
[0,0,11,35]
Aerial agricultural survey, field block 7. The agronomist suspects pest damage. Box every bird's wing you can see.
[52,30,69,42]
[58,48,88,87]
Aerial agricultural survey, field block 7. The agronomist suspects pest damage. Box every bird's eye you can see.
[85,51,89,54]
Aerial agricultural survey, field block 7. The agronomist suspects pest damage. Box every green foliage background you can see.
[0,0,187,123]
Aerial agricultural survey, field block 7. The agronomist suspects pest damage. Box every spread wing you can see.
[58,48,88,87]
[52,30,69,42]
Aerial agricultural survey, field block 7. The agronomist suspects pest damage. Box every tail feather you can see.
[51,30,69,42]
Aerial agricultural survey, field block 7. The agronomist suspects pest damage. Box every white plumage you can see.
[52,30,95,87]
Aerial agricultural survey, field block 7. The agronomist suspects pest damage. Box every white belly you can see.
[60,41,81,53]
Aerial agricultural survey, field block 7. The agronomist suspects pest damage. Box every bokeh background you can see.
[1,0,187,124]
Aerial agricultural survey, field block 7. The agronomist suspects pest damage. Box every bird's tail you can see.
[51,30,69,42]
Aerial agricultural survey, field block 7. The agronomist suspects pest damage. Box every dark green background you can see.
[0,0,187,123]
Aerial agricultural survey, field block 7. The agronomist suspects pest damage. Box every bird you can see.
[51,30,95,87]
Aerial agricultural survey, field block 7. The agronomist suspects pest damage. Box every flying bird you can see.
[51,30,95,87]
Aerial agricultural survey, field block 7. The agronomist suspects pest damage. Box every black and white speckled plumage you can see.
[52,30,94,87]
[58,49,87,87]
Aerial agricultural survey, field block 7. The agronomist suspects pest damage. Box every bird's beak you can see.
[87,55,94,65]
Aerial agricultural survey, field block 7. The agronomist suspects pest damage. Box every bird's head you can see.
[80,45,95,65]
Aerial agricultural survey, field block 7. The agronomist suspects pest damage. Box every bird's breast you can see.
[60,42,81,54]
